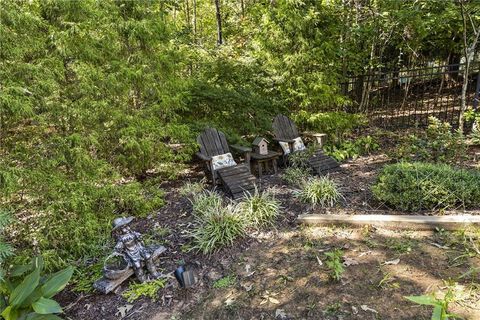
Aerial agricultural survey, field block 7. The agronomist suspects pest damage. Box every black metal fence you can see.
[341,63,480,129]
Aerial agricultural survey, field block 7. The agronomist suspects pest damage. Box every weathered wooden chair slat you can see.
[197,128,256,199]
[272,114,339,174]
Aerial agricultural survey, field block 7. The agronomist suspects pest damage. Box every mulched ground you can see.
[60,148,480,320]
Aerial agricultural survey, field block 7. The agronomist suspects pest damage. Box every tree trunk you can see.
[214,0,223,45]
[459,1,480,131]
[193,0,197,39]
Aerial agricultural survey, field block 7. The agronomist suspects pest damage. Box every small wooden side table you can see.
[250,151,281,178]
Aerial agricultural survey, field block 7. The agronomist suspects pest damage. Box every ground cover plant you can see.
[296,177,342,208]
[373,162,480,211]
[0,256,73,320]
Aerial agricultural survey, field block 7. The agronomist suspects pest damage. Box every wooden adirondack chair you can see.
[196,128,256,199]
[272,114,339,174]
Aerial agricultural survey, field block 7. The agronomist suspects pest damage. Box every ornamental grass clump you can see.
[237,189,280,229]
[296,176,342,208]
[191,204,245,254]
[191,190,223,218]
[373,162,480,211]
[281,167,311,186]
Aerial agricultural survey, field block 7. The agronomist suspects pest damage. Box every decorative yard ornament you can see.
[93,217,166,294]
[112,217,161,282]
[252,137,269,155]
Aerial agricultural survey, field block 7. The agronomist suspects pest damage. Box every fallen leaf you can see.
[383,258,400,265]
[116,304,133,318]
[316,255,323,266]
[360,305,378,314]
[275,308,287,319]
[351,306,358,315]
[269,297,280,304]
[429,242,450,249]
[224,297,235,306]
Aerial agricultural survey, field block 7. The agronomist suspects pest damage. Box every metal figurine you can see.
[112,217,160,282]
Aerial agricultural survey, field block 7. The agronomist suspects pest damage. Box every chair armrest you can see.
[272,137,295,143]
[196,152,211,161]
[230,144,252,153]
[302,132,326,138]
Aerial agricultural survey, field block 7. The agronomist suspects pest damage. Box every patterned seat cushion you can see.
[211,152,237,171]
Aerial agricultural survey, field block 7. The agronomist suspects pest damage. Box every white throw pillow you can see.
[211,152,237,171]
[293,137,306,152]
[279,141,291,155]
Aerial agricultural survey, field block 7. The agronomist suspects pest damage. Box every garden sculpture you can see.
[112,216,161,282]
[93,217,166,294]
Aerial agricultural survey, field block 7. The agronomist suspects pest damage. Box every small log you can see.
[297,214,480,230]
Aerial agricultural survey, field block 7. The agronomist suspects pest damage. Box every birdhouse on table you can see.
[252,137,269,155]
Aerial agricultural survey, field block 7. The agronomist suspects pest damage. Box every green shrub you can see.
[237,189,280,229]
[392,117,466,164]
[191,205,245,254]
[288,147,315,169]
[372,162,480,211]
[0,256,73,320]
[190,190,224,218]
[296,177,342,208]
[324,135,380,161]
[281,167,311,186]
[293,111,368,144]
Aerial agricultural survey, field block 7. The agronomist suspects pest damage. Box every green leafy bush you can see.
[293,111,368,144]
[393,117,466,164]
[281,167,311,186]
[0,256,73,320]
[324,135,380,161]
[191,205,245,254]
[237,189,280,229]
[324,249,344,281]
[296,177,342,208]
[373,162,480,211]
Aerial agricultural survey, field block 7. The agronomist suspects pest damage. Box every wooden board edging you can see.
[297,214,480,230]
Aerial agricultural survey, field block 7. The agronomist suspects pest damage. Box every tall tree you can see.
[214,0,223,44]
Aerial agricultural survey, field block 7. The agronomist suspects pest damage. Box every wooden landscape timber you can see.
[297,214,480,230]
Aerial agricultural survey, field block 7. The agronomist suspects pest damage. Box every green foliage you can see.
[324,249,344,281]
[179,180,207,198]
[373,162,480,211]
[191,190,224,218]
[122,278,168,303]
[0,256,73,320]
[325,135,380,162]
[288,146,316,170]
[0,211,13,267]
[296,177,342,208]
[405,287,460,320]
[213,275,236,289]
[294,112,368,144]
[237,189,280,229]
[393,117,466,164]
[281,167,312,187]
[191,204,245,255]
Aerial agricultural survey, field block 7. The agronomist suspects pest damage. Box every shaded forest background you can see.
[0,0,479,270]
